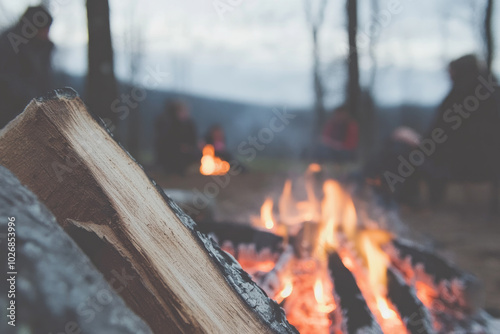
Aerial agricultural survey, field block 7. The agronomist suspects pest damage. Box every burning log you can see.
[197,220,285,255]
[388,239,482,316]
[257,245,295,300]
[386,268,435,334]
[0,88,298,334]
[328,253,382,334]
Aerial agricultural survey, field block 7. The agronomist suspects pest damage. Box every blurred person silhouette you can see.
[363,127,423,209]
[0,6,54,128]
[204,125,231,161]
[424,54,500,207]
[314,105,359,163]
[360,55,500,210]
[364,56,500,209]
[155,100,200,175]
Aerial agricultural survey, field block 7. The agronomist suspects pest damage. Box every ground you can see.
[149,162,500,315]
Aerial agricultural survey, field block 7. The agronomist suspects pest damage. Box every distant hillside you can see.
[53,72,436,163]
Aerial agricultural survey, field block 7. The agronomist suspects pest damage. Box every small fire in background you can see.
[200,144,230,175]
[246,164,406,333]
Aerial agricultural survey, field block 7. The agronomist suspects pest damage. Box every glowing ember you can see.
[200,144,230,175]
[238,259,276,274]
[415,281,436,308]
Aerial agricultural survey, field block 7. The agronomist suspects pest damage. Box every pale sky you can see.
[1,0,498,107]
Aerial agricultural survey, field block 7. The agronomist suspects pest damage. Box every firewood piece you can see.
[389,239,482,314]
[257,245,295,298]
[328,253,382,334]
[0,88,297,334]
[387,268,435,334]
[390,239,466,282]
[0,165,152,334]
[197,220,284,255]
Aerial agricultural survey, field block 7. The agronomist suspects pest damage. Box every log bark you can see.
[0,88,297,334]
[386,268,434,334]
[0,165,152,334]
[388,239,482,315]
[328,252,382,334]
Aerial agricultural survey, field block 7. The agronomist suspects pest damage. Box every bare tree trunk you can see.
[346,0,365,163]
[86,0,118,128]
[363,0,379,158]
[304,0,329,139]
[312,27,326,134]
[346,0,360,120]
[368,0,379,90]
[484,0,495,70]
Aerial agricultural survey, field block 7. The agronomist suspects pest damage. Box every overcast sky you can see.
[1,0,498,108]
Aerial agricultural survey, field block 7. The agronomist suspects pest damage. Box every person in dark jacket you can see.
[155,100,200,174]
[0,6,54,128]
[425,54,500,205]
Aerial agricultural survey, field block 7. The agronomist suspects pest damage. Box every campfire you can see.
[205,164,489,334]
[6,89,495,334]
[200,144,230,176]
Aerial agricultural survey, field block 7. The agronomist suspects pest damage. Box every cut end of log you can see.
[35,87,79,102]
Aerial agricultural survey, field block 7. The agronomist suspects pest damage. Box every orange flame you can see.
[377,296,398,320]
[200,144,230,175]
[314,277,336,313]
[247,167,410,333]
[316,180,343,255]
[342,197,358,242]
[357,230,401,324]
[278,179,296,225]
[274,276,294,304]
[261,198,275,230]
[358,230,393,295]
[280,278,294,299]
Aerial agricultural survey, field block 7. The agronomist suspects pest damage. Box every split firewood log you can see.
[0,88,297,334]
